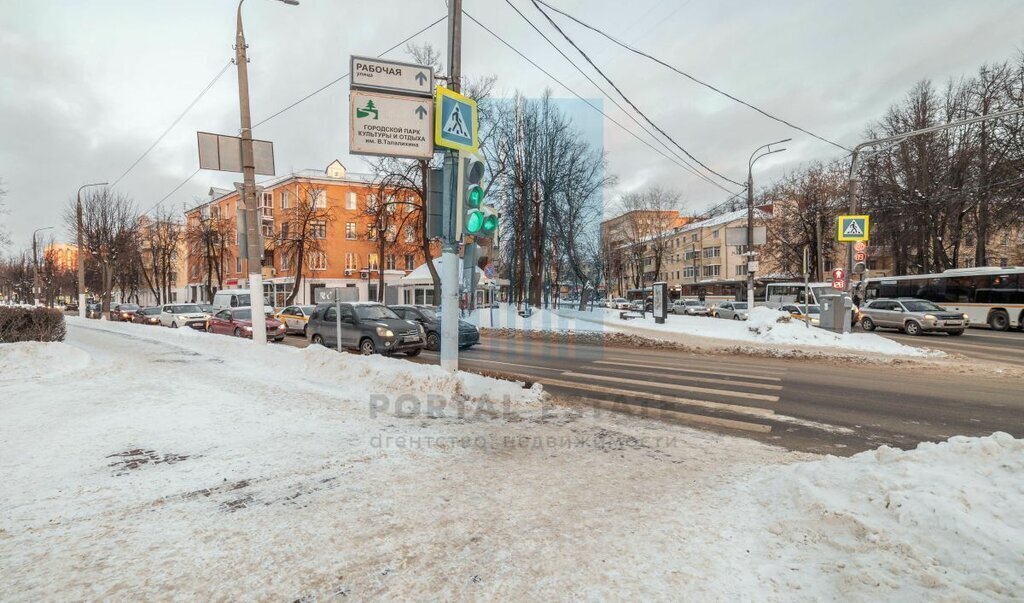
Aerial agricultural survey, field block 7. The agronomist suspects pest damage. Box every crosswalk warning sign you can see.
[434,86,478,152]
[837,215,870,242]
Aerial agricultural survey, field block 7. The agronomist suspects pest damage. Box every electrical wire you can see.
[141,168,201,217]
[499,0,731,195]
[528,0,745,188]
[110,60,233,189]
[534,0,851,152]
[463,10,740,196]
[250,16,446,130]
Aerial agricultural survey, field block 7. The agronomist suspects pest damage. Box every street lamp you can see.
[32,226,54,307]
[745,138,791,306]
[235,0,299,345]
[76,182,108,317]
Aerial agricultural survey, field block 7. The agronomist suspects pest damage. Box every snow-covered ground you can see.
[2,319,1019,599]
[551,305,938,357]
[465,304,610,332]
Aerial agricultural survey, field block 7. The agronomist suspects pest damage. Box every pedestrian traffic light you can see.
[462,152,493,236]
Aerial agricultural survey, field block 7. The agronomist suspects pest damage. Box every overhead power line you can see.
[528,0,745,188]
[463,10,740,196]
[251,16,446,130]
[110,60,233,189]
[141,168,201,217]
[534,0,851,153]
[499,0,733,195]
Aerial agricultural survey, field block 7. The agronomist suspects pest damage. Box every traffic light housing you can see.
[461,152,497,237]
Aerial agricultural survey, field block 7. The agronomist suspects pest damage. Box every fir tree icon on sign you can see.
[357,100,379,120]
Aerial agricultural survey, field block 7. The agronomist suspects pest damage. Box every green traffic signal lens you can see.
[481,214,498,233]
[466,210,484,233]
[467,185,483,208]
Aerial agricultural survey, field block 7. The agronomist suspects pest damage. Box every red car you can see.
[110,303,141,322]
[207,307,286,342]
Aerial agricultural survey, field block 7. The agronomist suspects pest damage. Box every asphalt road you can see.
[280,330,1022,454]
[872,326,1024,368]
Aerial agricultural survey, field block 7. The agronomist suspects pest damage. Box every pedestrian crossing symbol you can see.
[434,86,478,152]
[837,214,870,242]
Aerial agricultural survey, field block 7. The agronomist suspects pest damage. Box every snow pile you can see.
[0,341,91,383]
[65,317,543,408]
[466,305,610,333]
[554,306,937,358]
[728,432,1024,599]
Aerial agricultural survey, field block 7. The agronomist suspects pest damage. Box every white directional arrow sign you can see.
[349,90,434,160]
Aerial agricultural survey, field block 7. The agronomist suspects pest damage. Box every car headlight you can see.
[923,314,936,320]
[277,324,286,331]
[962,313,969,320]
[179,315,191,322]
[243,325,253,331]
[376,327,394,337]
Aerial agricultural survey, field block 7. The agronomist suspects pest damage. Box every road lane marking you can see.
[559,372,780,402]
[538,377,775,417]
[590,361,783,385]
[591,357,784,379]
[569,396,771,433]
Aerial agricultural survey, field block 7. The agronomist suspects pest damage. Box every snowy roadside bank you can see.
[2,323,1021,599]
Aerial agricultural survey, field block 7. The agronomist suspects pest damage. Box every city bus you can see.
[859,267,1024,331]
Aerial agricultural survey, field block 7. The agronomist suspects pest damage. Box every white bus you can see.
[764,282,845,308]
[859,267,1024,331]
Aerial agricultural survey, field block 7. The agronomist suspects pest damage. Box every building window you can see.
[345,252,358,271]
[712,229,719,239]
[702,265,720,278]
[735,265,747,276]
[280,222,290,241]
[703,246,720,259]
[345,222,357,240]
[308,251,327,271]
[734,245,749,255]
[260,192,273,218]
[235,257,242,273]
[404,225,415,243]
[346,191,357,210]
[404,254,415,271]
[281,252,291,271]
[367,225,377,241]
[261,222,274,237]
[691,233,697,242]
[385,254,396,270]
[281,190,290,209]
[368,253,379,270]
[309,189,326,208]
[311,221,327,240]
[999,257,1009,267]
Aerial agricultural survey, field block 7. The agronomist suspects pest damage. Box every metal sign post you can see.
[802,245,811,328]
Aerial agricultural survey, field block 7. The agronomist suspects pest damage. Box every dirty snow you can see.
[1,319,1017,599]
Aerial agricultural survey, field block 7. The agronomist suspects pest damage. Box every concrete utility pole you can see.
[439,0,463,371]
[746,138,789,306]
[76,182,107,317]
[845,105,1024,290]
[233,0,298,344]
[31,226,53,307]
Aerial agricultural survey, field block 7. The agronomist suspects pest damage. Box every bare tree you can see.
[275,181,335,305]
[0,179,10,251]
[184,205,233,302]
[138,207,183,305]
[615,186,682,293]
[63,189,139,317]
[363,186,420,302]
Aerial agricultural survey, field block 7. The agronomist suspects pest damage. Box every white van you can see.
[212,289,252,310]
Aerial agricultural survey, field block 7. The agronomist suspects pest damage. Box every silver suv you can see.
[859,298,968,336]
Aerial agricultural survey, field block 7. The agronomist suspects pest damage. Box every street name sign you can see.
[350,56,434,97]
[434,86,478,152]
[837,214,870,242]
[349,90,434,160]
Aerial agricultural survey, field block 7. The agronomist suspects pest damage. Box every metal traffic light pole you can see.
[439,0,463,372]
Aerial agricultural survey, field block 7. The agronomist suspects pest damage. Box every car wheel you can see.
[206,323,214,333]
[359,338,376,355]
[233,327,243,338]
[860,317,876,331]
[302,324,308,337]
[311,333,325,346]
[988,310,1010,332]
[171,321,178,328]
[905,320,922,336]
[948,329,964,336]
[405,348,422,357]
[732,315,740,320]
[426,332,440,351]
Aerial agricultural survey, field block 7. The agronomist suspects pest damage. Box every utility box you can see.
[819,294,853,333]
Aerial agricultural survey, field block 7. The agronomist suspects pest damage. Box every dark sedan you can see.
[207,307,286,341]
[306,302,425,356]
[110,303,141,322]
[389,304,480,350]
[132,306,162,325]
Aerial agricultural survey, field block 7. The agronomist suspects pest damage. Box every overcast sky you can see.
[2,0,1022,249]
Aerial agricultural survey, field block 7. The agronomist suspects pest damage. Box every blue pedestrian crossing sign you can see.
[434,86,478,152]
[837,214,870,242]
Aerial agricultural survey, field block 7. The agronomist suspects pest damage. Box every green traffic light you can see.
[467,185,483,208]
[466,210,484,233]
[481,213,498,233]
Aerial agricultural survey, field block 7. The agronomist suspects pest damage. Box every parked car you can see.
[629,300,644,312]
[780,304,821,326]
[715,301,749,320]
[132,306,162,325]
[212,289,252,311]
[611,297,630,310]
[858,298,968,336]
[275,305,317,335]
[672,299,710,316]
[207,306,286,341]
[110,303,141,322]
[159,303,210,329]
[390,304,480,350]
[306,302,425,356]
[197,303,214,315]
[85,302,102,319]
